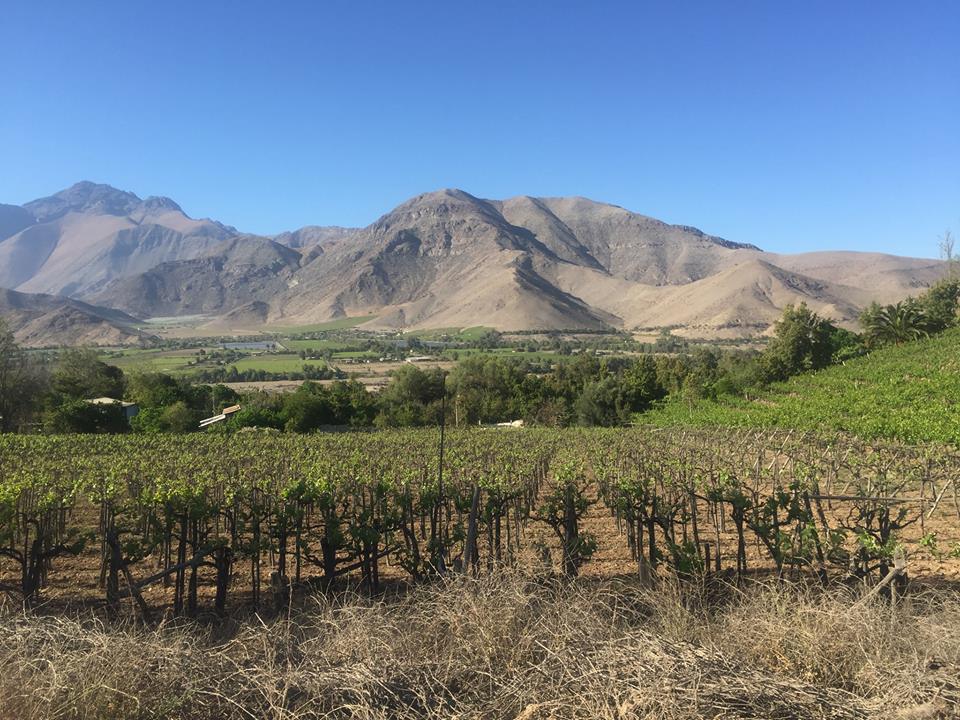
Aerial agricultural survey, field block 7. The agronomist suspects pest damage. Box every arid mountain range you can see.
[0,182,945,346]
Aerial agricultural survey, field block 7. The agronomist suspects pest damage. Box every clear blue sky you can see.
[2,1,957,256]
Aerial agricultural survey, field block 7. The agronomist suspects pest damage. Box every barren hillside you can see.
[0,182,945,340]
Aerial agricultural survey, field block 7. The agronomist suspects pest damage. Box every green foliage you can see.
[621,354,664,411]
[0,426,948,610]
[44,399,129,434]
[860,300,929,347]
[230,404,284,430]
[575,376,631,426]
[161,401,200,433]
[682,348,721,400]
[0,318,49,432]
[447,356,531,425]
[375,365,446,427]
[127,372,183,408]
[52,348,125,400]
[760,304,841,382]
[917,279,960,333]
[645,326,960,445]
[861,280,960,348]
[282,382,337,432]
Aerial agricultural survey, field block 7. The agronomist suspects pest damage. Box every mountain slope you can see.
[769,251,943,295]
[497,195,759,284]
[0,204,34,241]
[645,327,960,445]
[0,182,235,296]
[272,225,360,251]
[549,258,869,336]
[0,288,149,347]
[87,236,302,317]
[264,189,936,333]
[268,189,616,330]
[0,182,945,338]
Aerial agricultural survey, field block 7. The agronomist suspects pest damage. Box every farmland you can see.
[1,426,959,718]
[3,427,958,612]
[229,353,327,373]
[95,326,542,387]
[645,326,960,445]
[7,327,960,719]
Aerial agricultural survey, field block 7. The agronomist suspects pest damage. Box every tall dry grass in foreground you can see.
[0,574,957,720]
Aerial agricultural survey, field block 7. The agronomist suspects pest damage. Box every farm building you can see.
[85,397,140,420]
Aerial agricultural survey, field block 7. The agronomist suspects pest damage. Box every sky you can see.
[1,1,957,257]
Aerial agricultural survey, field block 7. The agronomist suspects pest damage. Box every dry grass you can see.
[0,573,957,720]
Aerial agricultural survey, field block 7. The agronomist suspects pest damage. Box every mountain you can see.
[261,189,941,334]
[271,189,618,331]
[272,225,360,251]
[0,182,947,341]
[550,258,868,336]
[0,288,149,347]
[494,195,760,284]
[0,181,235,297]
[87,235,302,318]
[0,204,35,241]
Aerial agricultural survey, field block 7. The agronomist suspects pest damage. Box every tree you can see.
[447,356,529,425]
[916,279,960,334]
[281,382,334,432]
[940,229,956,278]
[0,319,49,432]
[655,355,693,395]
[126,372,183,408]
[860,300,929,347]
[575,376,630,427]
[52,348,125,400]
[231,405,284,430]
[682,348,721,400]
[328,380,377,427]
[161,401,199,433]
[375,365,445,427]
[622,355,665,411]
[44,399,128,433]
[760,304,837,382]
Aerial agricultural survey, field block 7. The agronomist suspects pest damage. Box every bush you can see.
[576,376,631,426]
[760,303,838,382]
[45,399,128,434]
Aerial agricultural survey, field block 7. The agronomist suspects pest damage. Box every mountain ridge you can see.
[0,182,947,341]
[0,287,150,348]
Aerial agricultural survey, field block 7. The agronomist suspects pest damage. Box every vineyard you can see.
[2,427,959,617]
[646,326,960,445]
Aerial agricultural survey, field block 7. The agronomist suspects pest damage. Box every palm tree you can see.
[861,300,929,346]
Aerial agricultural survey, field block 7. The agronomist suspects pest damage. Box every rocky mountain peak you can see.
[24,181,142,222]
[141,196,183,214]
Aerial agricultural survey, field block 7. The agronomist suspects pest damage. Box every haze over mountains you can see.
[0,181,944,346]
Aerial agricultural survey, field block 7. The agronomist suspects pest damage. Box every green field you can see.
[103,348,331,376]
[279,338,358,352]
[405,326,496,341]
[331,350,379,359]
[266,316,374,333]
[441,347,558,360]
[107,349,204,374]
[230,353,327,372]
[644,327,960,445]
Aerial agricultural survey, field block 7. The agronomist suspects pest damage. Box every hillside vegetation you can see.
[645,326,960,444]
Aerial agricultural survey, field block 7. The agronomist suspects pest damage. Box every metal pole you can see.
[436,373,447,570]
